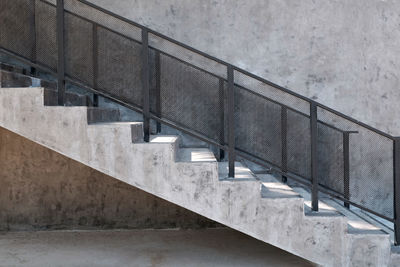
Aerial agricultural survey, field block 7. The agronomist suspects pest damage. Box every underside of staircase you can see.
[0,69,399,267]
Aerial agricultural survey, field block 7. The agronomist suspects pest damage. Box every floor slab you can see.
[0,229,316,267]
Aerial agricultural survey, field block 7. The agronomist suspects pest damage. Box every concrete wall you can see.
[86,0,400,135]
[0,127,219,230]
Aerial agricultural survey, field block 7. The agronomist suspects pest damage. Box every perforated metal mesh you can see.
[234,85,282,167]
[35,0,57,70]
[287,109,311,179]
[157,53,224,141]
[318,107,394,218]
[0,0,35,60]
[317,122,344,194]
[234,70,313,179]
[96,27,143,107]
[64,12,94,86]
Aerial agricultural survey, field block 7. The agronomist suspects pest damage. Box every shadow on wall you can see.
[0,127,221,231]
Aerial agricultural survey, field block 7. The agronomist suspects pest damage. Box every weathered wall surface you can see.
[86,0,400,135]
[0,127,219,230]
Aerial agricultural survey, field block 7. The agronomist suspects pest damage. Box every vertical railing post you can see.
[227,66,235,178]
[281,106,288,183]
[343,131,350,209]
[92,24,99,107]
[56,0,65,106]
[155,50,161,133]
[393,137,400,245]
[218,78,225,161]
[310,102,319,211]
[31,0,37,76]
[141,29,150,142]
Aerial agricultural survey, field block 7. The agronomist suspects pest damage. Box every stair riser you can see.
[345,234,391,267]
[0,70,56,90]
[87,108,121,124]
[44,89,91,107]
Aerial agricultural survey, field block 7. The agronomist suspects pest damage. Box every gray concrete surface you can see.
[0,229,316,267]
[0,87,397,266]
[0,126,219,231]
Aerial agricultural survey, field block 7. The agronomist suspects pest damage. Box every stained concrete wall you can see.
[85,0,400,136]
[0,127,219,230]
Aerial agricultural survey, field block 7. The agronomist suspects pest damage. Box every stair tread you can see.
[149,135,179,143]
[292,186,343,217]
[176,148,216,162]
[218,162,257,181]
[322,198,387,235]
[89,121,142,126]
[259,174,302,199]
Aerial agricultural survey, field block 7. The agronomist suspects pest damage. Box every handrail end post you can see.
[311,102,319,212]
[141,29,150,142]
[393,137,400,245]
[227,65,235,178]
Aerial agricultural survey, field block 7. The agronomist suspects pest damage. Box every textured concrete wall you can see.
[86,0,400,135]
[0,127,219,230]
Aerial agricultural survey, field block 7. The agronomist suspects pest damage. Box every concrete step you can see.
[176,148,216,163]
[87,107,121,124]
[259,174,302,199]
[44,88,92,107]
[0,69,56,89]
[88,122,144,143]
[291,186,343,217]
[0,61,25,74]
[322,197,386,235]
[218,161,257,181]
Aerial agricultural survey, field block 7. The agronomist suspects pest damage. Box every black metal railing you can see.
[0,0,399,245]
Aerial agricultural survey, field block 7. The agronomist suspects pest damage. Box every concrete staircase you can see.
[0,69,400,266]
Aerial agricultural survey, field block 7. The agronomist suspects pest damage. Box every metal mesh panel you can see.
[35,0,57,70]
[148,33,226,80]
[318,107,394,218]
[234,69,312,179]
[64,0,142,43]
[287,109,311,179]
[0,0,35,60]
[317,122,344,194]
[159,53,223,141]
[96,27,143,107]
[64,12,94,86]
[234,70,310,115]
[234,86,282,167]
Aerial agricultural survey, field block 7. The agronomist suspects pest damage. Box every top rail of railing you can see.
[75,0,394,140]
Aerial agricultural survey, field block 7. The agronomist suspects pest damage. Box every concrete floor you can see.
[0,228,316,267]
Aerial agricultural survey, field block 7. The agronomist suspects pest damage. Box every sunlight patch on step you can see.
[304,200,336,212]
[218,163,256,180]
[262,182,299,197]
[150,136,177,143]
[186,151,215,162]
[347,220,381,231]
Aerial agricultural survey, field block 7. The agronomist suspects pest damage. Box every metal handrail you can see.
[75,0,394,140]
[1,0,399,245]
